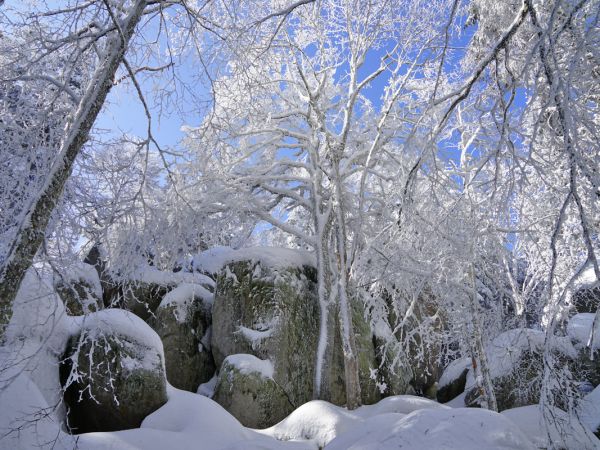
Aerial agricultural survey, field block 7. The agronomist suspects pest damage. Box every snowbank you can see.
[190,246,315,274]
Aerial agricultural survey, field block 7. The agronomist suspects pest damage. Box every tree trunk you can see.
[0,0,148,343]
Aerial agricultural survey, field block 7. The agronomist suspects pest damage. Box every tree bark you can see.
[0,0,148,343]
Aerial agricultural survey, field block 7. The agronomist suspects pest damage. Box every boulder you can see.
[212,354,294,429]
[60,309,168,433]
[464,329,577,411]
[212,257,320,409]
[54,261,103,315]
[151,283,216,391]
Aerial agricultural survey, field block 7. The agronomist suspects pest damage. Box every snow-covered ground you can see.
[3,373,599,450]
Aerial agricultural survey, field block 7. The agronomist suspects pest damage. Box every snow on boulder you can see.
[53,260,103,315]
[437,357,471,403]
[502,405,600,449]
[60,309,168,433]
[190,246,316,275]
[464,328,577,410]
[151,283,215,392]
[326,407,536,450]
[213,354,293,429]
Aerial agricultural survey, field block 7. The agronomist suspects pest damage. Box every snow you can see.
[0,374,75,450]
[439,357,471,389]
[466,328,577,389]
[326,407,536,450]
[567,313,600,350]
[1,268,77,422]
[158,283,214,323]
[502,405,600,450]
[224,354,274,379]
[190,246,315,274]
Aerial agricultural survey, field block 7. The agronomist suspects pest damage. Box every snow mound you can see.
[502,405,600,449]
[191,246,315,274]
[0,374,75,450]
[567,313,600,350]
[326,407,536,450]
[158,283,214,323]
[224,354,274,379]
[261,400,361,448]
[1,268,77,420]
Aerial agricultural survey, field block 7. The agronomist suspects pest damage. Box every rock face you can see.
[61,310,168,433]
[151,283,216,391]
[212,259,320,410]
[212,354,293,429]
[54,262,103,315]
[211,252,386,426]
